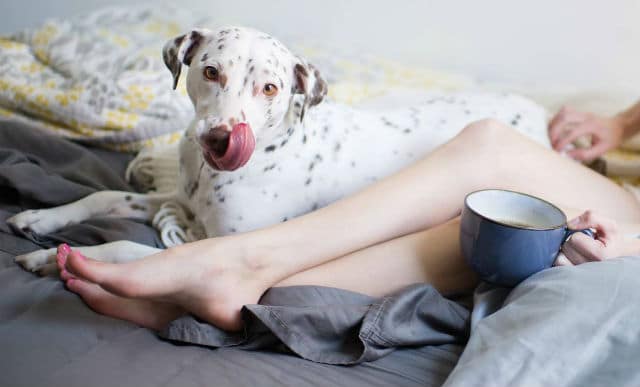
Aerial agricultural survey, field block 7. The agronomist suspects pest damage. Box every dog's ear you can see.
[293,59,328,120]
[163,29,209,89]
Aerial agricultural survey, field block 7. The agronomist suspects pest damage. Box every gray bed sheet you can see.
[443,257,640,387]
[5,122,640,387]
[0,123,467,387]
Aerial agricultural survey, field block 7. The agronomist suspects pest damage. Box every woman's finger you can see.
[549,106,582,144]
[566,141,610,162]
[567,211,617,239]
[553,252,574,266]
[561,235,592,265]
[552,125,592,152]
[563,232,607,262]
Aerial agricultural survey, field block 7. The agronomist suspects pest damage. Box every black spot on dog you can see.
[249,65,255,73]
[351,161,356,167]
[201,53,208,62]
[218,196,225,203]
[130,203,147,212]
[282,217,288,222]
[403,128,411,134]
[280,139,288,147]
[125,195,132,201]
[308,161,315,171]
[265,145,276,152]
[187,180,199,199]
[302,134,307,144]
[230,227,237,233]
[305,177,312,186]
[311,203,319,211]
[214,184,223,191]
[334,142,341,152]
[287,127,294,136]
[263,164,276,172]
[218,44,224,50]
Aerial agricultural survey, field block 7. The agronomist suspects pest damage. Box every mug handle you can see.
[563,228,595,244]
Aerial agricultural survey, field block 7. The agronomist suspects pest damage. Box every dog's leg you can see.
[15,240,162,276]
[7,191,175,235]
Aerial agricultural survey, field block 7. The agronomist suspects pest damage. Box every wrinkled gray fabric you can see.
[161,284,471,365]
[0,122,163,248]
[443,257,640,387]
[1,124,467,386]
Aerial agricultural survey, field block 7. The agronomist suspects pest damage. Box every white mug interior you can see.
[465,189,566,230]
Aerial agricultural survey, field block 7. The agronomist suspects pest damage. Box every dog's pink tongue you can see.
[213,123,255,171]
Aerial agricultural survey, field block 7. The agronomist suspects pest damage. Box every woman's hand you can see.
[555,211,626,266]
[548,106,625,162]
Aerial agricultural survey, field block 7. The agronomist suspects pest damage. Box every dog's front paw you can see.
[7,209,65,234]
[14,248,59,276]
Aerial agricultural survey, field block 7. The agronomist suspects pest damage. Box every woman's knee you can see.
[451,119,532,159]
[456,119,511,144]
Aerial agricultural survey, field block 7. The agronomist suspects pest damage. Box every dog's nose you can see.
[202,124,230,157]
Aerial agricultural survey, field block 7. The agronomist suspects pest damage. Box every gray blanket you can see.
[0,123,468,387]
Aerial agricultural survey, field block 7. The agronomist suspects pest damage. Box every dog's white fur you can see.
[9,26,549,275]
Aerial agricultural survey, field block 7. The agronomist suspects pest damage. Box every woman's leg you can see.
[59,217,474,330]
[275,217,476,296]
[63,119,640,330]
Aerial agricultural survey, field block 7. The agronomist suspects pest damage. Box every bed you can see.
[2,6,640,387]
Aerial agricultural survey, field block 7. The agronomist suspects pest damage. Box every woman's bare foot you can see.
[66,279,184,330]
[55,245,184,330]
[58,239,275,331]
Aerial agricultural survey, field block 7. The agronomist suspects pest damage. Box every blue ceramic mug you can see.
[460,189,593,287]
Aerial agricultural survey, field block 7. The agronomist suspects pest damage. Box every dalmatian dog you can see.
[9,26,549,275]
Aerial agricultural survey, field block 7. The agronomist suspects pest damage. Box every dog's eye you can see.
[203,66,219,81]
[263,83,278,97]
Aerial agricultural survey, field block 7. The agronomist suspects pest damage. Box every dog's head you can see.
[163,27,327,171]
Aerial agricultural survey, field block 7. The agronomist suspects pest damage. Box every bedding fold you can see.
[160,284,471,365]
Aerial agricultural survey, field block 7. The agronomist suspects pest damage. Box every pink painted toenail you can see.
[58,244,71,255]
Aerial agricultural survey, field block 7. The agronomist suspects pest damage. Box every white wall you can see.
[2,0,639,93]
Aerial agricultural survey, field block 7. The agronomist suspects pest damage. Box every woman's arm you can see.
[615,100,640,139]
